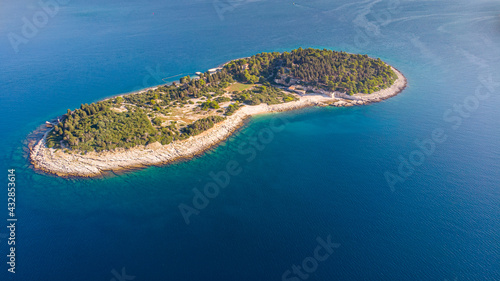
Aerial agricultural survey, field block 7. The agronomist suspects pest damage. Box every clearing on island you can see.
[225,82,255,92]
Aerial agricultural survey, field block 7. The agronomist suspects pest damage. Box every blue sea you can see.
[0,0,499,280]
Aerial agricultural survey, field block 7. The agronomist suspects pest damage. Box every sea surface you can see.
[0,0,499,280]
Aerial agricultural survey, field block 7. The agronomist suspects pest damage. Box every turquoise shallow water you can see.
[0,0,499,280]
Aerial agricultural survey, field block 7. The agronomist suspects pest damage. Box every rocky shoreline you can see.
[29,67,407,178]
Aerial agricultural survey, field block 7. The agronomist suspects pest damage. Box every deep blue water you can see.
[1,0,499,280]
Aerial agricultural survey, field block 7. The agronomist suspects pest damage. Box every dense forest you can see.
[46,48,397,152]
[224,48,397,94]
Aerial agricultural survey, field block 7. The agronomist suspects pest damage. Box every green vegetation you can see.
[232,85,297,105]
[200,100,220,110]
[224,47,397,94]
[215,96,231,103]
[181,116,225,137]
[48,48,397,152]
[48,103,170,152]
[225,102,241,116]
[152,117,163,126]
[225,82,254,92]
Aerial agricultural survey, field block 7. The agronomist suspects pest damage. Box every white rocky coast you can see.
[29,67,406,177]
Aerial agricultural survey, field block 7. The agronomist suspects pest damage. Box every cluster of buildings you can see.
[276,76,345,99]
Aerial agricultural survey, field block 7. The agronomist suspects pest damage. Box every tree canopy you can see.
[46,48,397,152]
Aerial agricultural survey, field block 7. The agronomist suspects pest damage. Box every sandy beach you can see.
[29,67,407,177]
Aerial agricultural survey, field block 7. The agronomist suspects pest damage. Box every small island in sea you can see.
[30,48,407,177]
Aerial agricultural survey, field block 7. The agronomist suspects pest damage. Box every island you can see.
[29,48,407,177]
